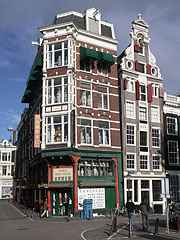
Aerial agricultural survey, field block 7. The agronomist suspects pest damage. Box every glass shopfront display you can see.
[51,189,73,216]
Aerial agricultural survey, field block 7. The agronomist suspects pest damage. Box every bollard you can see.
[128,217,132,238]
[154,218,159,235]
[176,217,180,232]
[88,209,91,220]
[109,216,117,236]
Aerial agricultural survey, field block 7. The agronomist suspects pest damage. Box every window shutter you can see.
[148,84,152,102]
[147,64,151,75]
[135,61,139,71]
[136,80,140,100]
[124,78,127,90]
[159,87,164,98]
[134,44,140,52]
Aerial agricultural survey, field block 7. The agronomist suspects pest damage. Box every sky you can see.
[0,0,180,142]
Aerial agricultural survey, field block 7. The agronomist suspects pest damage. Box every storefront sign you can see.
[34,114,40,148]
[78,188,105,210]
[53,168,73,181]
[2,181,12,186]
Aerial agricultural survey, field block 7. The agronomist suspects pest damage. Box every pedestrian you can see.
[40,199,49,218]
[9,193,13,204]
[140,199,150,231]
[125,198,135,231]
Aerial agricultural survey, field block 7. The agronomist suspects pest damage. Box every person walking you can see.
[140,199,150,231]
[40,199,49,218]
[126,198,135,231]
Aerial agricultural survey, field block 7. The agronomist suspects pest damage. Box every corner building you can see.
[19,8,122,216]
[118,14,166,213]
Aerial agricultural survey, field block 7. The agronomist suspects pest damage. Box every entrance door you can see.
[141,191,150,204]
[51,189,73,216]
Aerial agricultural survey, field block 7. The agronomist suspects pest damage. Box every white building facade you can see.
[0,139,16,200]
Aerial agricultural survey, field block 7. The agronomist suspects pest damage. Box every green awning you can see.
[48,181,73,188]
[24,89,32,96]
[98,52,115,65]
[80,47,98,61]
[35,54,43,68]
[79,180,115,187]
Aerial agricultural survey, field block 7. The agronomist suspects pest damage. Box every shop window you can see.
[80,119,92,144]
[46,115,68,143]
[152,180,161,201]
[98,86,109,110]
[134,180,138,202]
[152,128,160,147]
[47,76,68,104]
[99,121,110,145]
[167,117,177,135]
[80,82,91,107]
[141,180,149,189]
[48,41,68,68]
[78,160,113,177]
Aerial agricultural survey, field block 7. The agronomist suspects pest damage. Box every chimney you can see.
[13,130,16,145]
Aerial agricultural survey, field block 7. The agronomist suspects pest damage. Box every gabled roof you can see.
[132,13,149,28]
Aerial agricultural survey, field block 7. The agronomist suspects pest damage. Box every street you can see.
[0,202,180,240]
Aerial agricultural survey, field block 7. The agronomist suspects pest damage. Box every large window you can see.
[80,119,92,144]
[139,107,147,121]
[80,82,91,107]
[46,115,68,143]
[99,121,109,145]
[152,84,159,97]
[2,153,10,161]
[167,117,177,135]
[48,41,68,68]
[127,154,135,169]
[80,58,91,72]
[140,84,146,101]
[168,141,179,165]
[152,180,161,201]
[97,62,108,75]
[170,175,179,202]
[98,86,108,110]
[152,128,160,147]
[140,155,148,170]
[151,106,159,122]
[127,79,135,92]
[47,76,68,104]
[126,101,135,118]
[2,165,7,176]
[127,125,135,145]
[153,155,161,170]
[140,131,147,146]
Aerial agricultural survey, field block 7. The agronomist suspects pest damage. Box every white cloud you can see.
[4,111,21,125]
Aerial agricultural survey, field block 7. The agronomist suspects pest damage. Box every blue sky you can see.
[0,0,180,141]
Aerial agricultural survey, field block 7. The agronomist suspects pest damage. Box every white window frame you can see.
[152,84,159,98]
[151,106,159,122]
[2,165,7,176]
[139,106,147,121]
[140,84,146,101]
[47,76,68,105]
[126,124,136,145]
[46,115,68,144]
[140,131,148,147]
[167,117,178,135]
[152,128,160,148]
[98,121,110,146]
[140,154,149,170]
[97,61,108,76]
[168,140,179,165]
[80,118,93,145]
[152,155,161,170]
[47,40,68,68]
[127,79,135,92]
[126,101,135,119]
[98,86,109,110]
[1,152,11,162]
[126,153,136,170]
[80,81,92,108]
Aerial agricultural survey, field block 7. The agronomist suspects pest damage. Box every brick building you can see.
[17,8,122,216]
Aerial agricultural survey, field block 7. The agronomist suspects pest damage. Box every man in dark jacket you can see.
[126,198,135,231]
[140,199,150,230]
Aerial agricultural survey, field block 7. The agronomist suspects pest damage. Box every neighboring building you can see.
[0,138,16,200]
[163,92,180,202]
[118,14,166,213]
[18,8,122,216]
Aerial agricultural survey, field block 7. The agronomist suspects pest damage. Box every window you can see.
[152,84,159,97]
[2,165,7,176]
[139,63,145,73]
[99,121,109,145]
[170,175,179,202]
[140,131,147,146]
[98,86,108,110]
[153,155,161,170]
[80,57,91,72]
[140,155,148,170]
[151,106,159,122]
[48,41,68,68]
[140,85,146,101]
[80,119,92,144]
[127,79,135,92]
[46,115,68,143]
[168,141,179,165]
[80,82,91,107]
[152,180,161,201]
[97,62,108,75]
[141,180,149,188]
[127,125,135,145]
[139,107,147,121]
[126,101,135,118]
[139,46,144,54]
[47,76,68,104]
[167,117,177,135]
[127,154,135,169]
[152,129,160,147]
